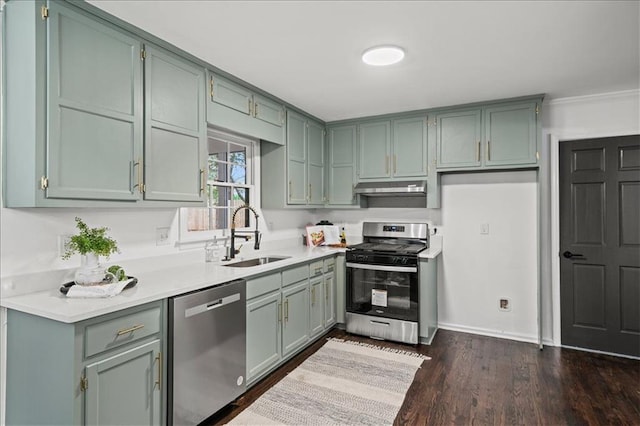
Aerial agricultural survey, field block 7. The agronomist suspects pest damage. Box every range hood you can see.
[353,180,427,197]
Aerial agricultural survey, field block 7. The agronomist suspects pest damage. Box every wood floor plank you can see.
[205,328,640,425]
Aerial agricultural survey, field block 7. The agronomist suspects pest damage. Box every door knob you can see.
[562,251,585,259]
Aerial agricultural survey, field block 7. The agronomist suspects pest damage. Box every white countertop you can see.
[1,237,441,324]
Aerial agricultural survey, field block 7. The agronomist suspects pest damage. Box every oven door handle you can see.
[346,262,417,273]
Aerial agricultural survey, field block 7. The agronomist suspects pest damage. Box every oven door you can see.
[346,261,418,322]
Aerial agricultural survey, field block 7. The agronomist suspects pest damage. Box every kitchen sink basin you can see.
[223,256,290,268]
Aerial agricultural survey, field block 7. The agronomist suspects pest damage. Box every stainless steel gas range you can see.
[345,222,429,344]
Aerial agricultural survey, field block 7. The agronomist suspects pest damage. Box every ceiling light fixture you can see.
[362,45,405,66]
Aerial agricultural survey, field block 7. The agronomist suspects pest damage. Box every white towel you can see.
[66,278,134,298]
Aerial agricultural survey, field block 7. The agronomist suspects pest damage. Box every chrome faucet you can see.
[229,204,261,259]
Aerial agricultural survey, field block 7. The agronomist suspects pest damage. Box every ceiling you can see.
[88,1,640,122]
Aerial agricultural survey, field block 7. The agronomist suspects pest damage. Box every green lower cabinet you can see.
[246,291,282,384]
[282,280,311,358]
[85,340,162,425]
[419,259,438,344]
[309,276,325,338]
[323,259,337,328]
[5,301,165,425]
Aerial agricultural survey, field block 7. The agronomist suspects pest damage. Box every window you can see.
[179,130,257,243]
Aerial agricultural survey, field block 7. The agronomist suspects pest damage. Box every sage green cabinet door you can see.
[144,45,206,202]
[211,73,252,115]
[323,269,337,328]
[309,277,324,338]
[327,125,357,205]
[282,281,310,358]
[307,120,325,205]
[85,339,161,426]
[393,116,428,177]
[436,109,482,168]
[359,120,391,179]
[254,94,284,128]
[287,111,308,204]
[246,292,282,384]
[484,102,538,166]
[47,2,142,201]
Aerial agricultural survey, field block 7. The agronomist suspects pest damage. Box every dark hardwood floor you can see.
[207,328,640,425]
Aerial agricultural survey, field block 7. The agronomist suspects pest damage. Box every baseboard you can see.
[438,322,539,344]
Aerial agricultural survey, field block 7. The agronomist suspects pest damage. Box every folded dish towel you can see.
[66,278,134,298]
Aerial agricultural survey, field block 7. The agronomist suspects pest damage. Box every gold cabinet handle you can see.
[155,352,162,390]
[248,99,253,116]
[209,76,214,99]
[394,155,397,174]
[289,181,292,199]
[308,183,312,202]
[116,324,145,336]
[487,140,491,161]
[284,299,289,322]
[311,287,315,305]
[385,155,389,174]
[254,103,259,117]
[476,141,481,162]
[278,303,282,323]
[325,281,329,301]
[133,159,144,194]
[200,168,205,195]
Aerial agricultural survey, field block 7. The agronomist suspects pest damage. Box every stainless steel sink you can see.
[223,256,290,268]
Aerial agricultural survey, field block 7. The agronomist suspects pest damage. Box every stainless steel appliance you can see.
[346,222,429,344]
[168,279,246,425]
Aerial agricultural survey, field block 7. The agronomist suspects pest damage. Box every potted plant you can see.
[62,217,119,285]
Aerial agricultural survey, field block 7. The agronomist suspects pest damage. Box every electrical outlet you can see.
[499,298,511,312]
[480,223,489,235]
[58,234,72,257]
[156,227,170,246]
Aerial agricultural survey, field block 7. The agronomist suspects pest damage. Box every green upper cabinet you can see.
[358,120,391,179]
[286,111,308,204]
[284,110,325,206]
[143,45,206,203]
[484,102,538,166]
[207,72,285,145]
[307,120,326,205]
[358,116,428,181]
[435,109,482,169]
[46,2,143,202]
[393,116,429,177]
[327,124,357,206]
[436,100,540,170]
[3,0,145,206]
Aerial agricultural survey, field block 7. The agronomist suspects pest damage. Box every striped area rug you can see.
[229,338,430,425]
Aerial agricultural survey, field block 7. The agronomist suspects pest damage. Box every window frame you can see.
[178,129,260,245]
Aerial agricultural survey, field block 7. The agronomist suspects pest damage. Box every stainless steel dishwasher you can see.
[168,279,246,426]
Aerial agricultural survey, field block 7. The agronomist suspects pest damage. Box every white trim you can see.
[438,322,539,345]
[549,129,639,348]
[547,89,640,105]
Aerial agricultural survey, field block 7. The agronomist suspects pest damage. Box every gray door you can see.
[560,135,640,357]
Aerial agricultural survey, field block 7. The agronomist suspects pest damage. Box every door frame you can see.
[549,131,639,350]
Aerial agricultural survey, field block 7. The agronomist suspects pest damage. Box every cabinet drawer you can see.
[282,264,309,287]
[324,258,336,273]
[309,260,324,277]
[84,306,161,358]
[247,272,282,300]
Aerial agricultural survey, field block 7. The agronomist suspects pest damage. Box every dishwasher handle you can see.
[184,292,241,318]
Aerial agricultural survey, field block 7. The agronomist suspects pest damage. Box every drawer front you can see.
[282,264,309,287]
[247,272,282,300]
[85,306,161,358]
[309,260,324,277]
[324,258,336,273]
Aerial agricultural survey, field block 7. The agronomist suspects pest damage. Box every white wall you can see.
[437,171,538,342]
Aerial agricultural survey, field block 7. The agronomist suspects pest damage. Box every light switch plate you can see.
[156,227,170,246]
[480,223,489,235]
